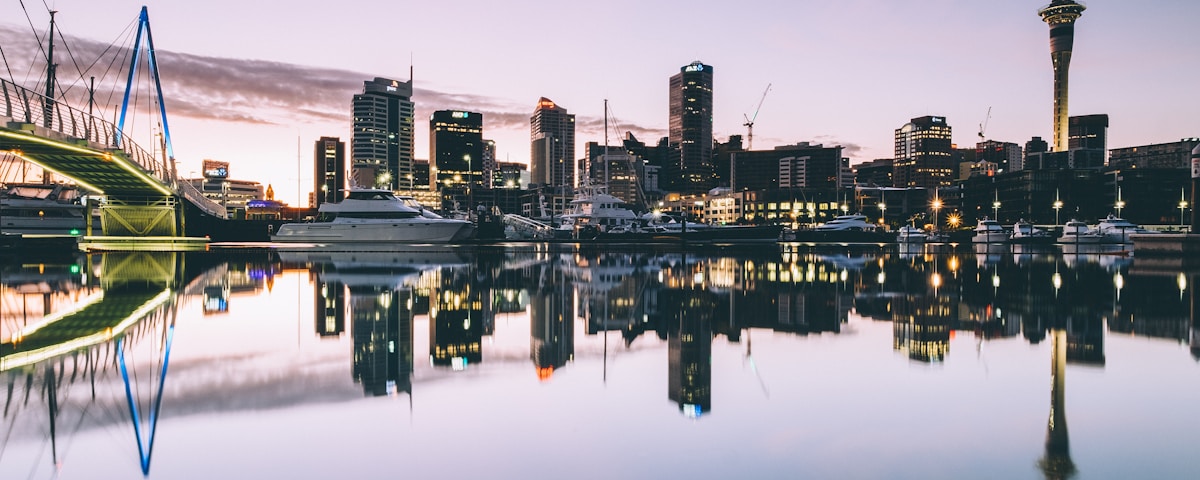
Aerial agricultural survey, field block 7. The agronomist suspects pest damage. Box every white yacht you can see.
[557,184,641,236]
[1010,220,1054,244]
[1095,214,1160,243]
[814,214,879,232]
[971,218,1009,243]
[896,225,927,243]
[271,189,475,243]
[0,184,86,236]
[1058,219,1103,244]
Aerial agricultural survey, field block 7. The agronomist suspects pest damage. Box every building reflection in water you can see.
[530,255,573,380]
[430,266,482,370]
[664,256,713,417]
[314,273,346,337]
[348,278,414,397]
[1038,329,1075,479]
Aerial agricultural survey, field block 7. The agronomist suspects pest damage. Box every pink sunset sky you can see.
[1,0,1197,205]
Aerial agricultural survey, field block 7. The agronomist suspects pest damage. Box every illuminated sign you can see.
[684,63,706,72]
[451,111,469,119]
[203,160,230,179]
[386,86,397,92]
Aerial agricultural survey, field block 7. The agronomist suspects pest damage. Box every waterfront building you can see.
[530,98,575,188]
[976,140,1023,173]
[1024,136,1050,170]
[430,110,484,211]
[313,136,345,207]
[1068,114,1109,164]
[893,116,954,189]
[492,161,527,189]
[669,61,715,194]
[732,143,846,191]
[1039,0,1087,152]
[481,139,497,188]
[1109,138,1200,169]
[184,161,264,219]
[713,135,744,188]
[854,158,893,187]
[351,77,414,189]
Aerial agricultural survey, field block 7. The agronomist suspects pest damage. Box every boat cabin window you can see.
[345,191,397,201]
[335,211,421,219]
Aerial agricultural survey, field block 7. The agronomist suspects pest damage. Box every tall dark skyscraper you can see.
[313,136,345,206]
[429,110,484,191]
[1039,1,1087,152]
[1068,114,1109,163]
[669,61,715,194]
[530,98,576,188]
[351,77,414,189]
[893,116,954,189]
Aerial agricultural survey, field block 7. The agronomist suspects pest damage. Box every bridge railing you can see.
[1,78,227,219]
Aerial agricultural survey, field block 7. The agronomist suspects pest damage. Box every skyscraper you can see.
[530,98,575,188]
[669,61,715,194]
[429,110,484,191]
[893,116,954,189]
[313,136,345,206]
[351,77,414,189]
[1039,1,1087,152]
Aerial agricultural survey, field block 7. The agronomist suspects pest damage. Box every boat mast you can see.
[603,99,609,187]
[42,10,57,130]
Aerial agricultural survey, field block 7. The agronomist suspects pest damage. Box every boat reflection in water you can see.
[3,245,1200,478]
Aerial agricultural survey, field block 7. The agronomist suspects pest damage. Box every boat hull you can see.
[972,232,1009,243]
[271,220,475,244]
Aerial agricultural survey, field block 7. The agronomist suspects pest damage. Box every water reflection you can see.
[3,245,1200,478]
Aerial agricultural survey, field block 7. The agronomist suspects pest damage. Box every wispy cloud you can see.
[1,24,660,144]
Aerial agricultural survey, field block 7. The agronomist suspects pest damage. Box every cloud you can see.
[0,24,667,158]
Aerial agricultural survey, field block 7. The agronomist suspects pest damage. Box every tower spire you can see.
[1038,1,1087,152]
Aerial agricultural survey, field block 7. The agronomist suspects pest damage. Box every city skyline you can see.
[0,0,1197,204]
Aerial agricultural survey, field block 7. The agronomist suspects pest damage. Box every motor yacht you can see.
[814,214,878,232]
[1057,219,1103,244]
[1010,220,1054,244]
[0,184,86,236]
[557,184,641,237]
[896,225,927,243]
[1094,214,1160,243]
[271,189,475,243]
[971,218,1008,243]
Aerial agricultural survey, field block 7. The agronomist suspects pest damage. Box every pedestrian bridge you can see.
[0,78,226,240]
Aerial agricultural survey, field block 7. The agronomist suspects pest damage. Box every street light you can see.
[1180,198,1189,229]
[992,200,1001,220]
[878,201,886,225]
[1053,188,1063,226]
[931,197,943,232]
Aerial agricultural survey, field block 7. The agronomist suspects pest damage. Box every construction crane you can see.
[743,83,772,150]
[978,106,992,142]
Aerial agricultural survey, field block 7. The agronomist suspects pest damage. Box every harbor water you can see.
[1,242,1197,479]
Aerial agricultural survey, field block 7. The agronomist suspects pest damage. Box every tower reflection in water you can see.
[531,254,573,380]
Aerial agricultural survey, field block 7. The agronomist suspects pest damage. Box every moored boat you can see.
[1057,219,1103,244]
[270,189,475,243]
[1094,214,1160,244]
[896,225,927,243]
[1010,220,1054,244]
[971,218,1008,243]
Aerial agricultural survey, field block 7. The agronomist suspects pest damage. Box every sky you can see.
[1,0,1198,205]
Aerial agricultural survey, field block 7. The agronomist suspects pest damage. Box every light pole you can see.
[931,197,943,232]
[1179,188,1188,229]
[992,200,1001,220]
[878,201,887,225]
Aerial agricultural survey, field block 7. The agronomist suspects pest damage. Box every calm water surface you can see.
[1,243,1198,479]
